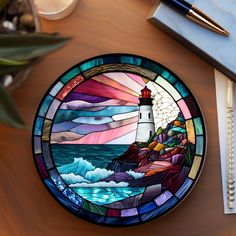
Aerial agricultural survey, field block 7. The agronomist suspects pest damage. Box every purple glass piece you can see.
[35,154,48,178]
[154,191,173,206]
[64,92,109,103]
[52,121,78,132]
[121,207,138,217]
[71,124,109,135]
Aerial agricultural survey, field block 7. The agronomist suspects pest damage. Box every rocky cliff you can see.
[104,112,195,190]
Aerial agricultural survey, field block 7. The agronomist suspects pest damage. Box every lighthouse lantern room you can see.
[135,86,155,143]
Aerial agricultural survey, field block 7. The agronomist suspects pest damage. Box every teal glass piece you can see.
[34,117,44,136]
[79,58,104,72]
[142,60,177,83]
[164,73,177,84]
[196,136,204,156]
[38,95,54,117]
[141,60,165,75]
[61,67,80,84]
[54,106,138,123]
[174,81,189,97]
[120,56,142,66]
[194,117,203,135]
[171,127,186,133]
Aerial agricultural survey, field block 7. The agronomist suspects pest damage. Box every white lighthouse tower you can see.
[135,86,155,143]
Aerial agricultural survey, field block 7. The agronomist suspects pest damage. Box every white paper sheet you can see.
[215,69,236,214]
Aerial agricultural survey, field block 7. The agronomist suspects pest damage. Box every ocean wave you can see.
[61,173,90,185]
[85,168,114,182]
[126,170,144,179]
[58,157,95,176]
[70,181,129,188]
[58,157,115,184]
[58,157,143,187]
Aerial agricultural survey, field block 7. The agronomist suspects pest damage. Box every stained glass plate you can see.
[32,54,206,226]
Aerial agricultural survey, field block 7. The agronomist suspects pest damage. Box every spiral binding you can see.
[227,79,235,209]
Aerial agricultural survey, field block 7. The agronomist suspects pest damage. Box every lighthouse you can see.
[135,86,155,143]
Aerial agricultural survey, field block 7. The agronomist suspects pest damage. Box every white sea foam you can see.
[126,170,144,179]
[69,181,129,188]
[61,100,93,109]
[61,173,90,185]
[85,168,114,182]
[58,157,115,184]
[58,157,143,188]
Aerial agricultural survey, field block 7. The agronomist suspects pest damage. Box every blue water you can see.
[50,144,144,206]
[73,187,144,206]
[51,144,129,168]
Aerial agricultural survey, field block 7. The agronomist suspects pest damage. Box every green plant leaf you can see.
[0,57,30,75]
[0,33,71,61]
[0,58,39,75]
[0,63,31,75]
[0,58,29,66]
[0,84,26,128]
[0,64,29,75]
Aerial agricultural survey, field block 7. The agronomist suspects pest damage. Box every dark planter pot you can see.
[1,0,41,91]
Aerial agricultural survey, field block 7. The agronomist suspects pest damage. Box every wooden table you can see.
[0,0,235,235]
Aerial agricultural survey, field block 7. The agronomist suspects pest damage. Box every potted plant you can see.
[0,0,71,128]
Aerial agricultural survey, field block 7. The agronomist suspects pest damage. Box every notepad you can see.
[148,0,236,81]
[215,70,236,214]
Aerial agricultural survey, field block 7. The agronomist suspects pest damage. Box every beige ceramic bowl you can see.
[34,0,78,20]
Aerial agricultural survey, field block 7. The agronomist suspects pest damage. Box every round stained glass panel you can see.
[32,54,206,226]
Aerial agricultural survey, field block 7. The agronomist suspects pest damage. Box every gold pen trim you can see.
[187,6,230,37]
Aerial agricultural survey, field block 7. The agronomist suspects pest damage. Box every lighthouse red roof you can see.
[141,86,151,98]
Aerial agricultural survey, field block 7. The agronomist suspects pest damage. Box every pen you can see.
[227,79,235,209]
[162,0,230,37]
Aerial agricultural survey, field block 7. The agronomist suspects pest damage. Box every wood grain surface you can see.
[0,0,235,235]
